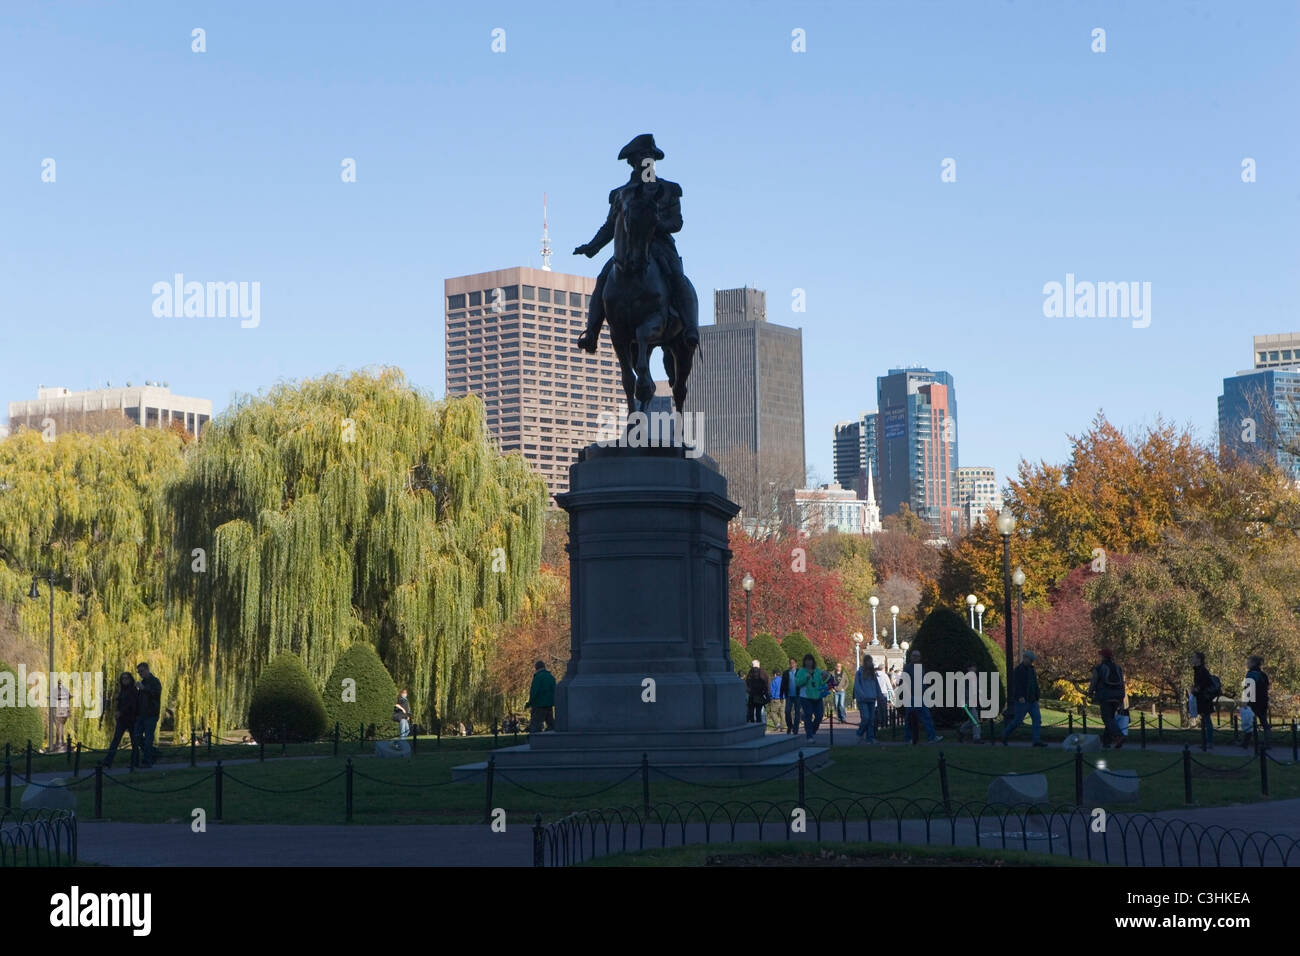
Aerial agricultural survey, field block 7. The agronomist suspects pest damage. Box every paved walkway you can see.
[67,797,1300,867]
[74,821,533,867]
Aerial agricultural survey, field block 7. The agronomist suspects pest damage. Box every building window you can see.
[468,291,482,306]
[502,285,519,300]
[522,285,535,299]
[538,288,551,303]
[448,294,466,310]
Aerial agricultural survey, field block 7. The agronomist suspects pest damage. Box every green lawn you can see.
[10,740,1296,825]
[579,840,1101,867]
[2,730,513,777]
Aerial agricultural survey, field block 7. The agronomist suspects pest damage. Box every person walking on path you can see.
[901,650,942,744]
[781,658,801,735]
[393,689,412,740]
[829,662,848,722]
[101,672,139,769]
[1002,651,1045,747]
[767,668,784,731]
[133,662,162,768]
[1087,649,1126,749]
[745,661,769,725]
[853,657,883,743]
[1190,652,1219,752]
[874,664,894,730]
[1243,655,1271,750]
[52,680,71,752]
[526,660,556,733]
[794,654,828,741]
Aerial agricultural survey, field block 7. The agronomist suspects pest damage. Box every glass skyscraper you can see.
[876,367,959,538]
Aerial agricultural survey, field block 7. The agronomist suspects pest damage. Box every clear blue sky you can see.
[2,1,1297,490]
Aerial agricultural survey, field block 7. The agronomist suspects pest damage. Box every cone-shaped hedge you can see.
[747,633,786,675]
[248,654,329,743]
[780,631,824,670]
[0,661,44,750]
[323,643,399,738]
[909,606,1006,725]
[729,638,747,677]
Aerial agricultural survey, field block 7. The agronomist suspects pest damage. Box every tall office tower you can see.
[7,383,212,438]
[1252,333,1300,369]
[956,465,999,531]
[444,267,623,501]
[861,410,878,491]
[1219,367,1300,480]
[876,367,959,539]
[832,410,879,498]
[832,419,862,489]
[684,287,806,520]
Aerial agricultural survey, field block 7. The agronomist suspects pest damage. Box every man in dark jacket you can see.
[1190,652,1217,752]
[526,661,556,733]
[1244,655,1271,750]
[1087,649,1126,749]
[1002,651,1045,746]
[133,662,163,767]
[781,658,800,734]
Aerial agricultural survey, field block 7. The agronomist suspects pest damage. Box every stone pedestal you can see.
[453,444,826,781]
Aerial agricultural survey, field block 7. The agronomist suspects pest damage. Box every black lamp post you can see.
[1012,566,1026,661]
[28,572,55,751]
[741,572,755,645]
[995,509,1017,684]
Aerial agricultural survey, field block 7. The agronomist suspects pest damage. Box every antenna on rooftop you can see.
[540,193,552,272]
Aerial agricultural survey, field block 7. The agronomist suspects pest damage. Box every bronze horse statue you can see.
[601,182,699,415]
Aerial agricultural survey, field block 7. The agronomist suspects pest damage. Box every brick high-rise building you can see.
[684,287,805,520]
[444,267,623,500]
[876,367,959,539]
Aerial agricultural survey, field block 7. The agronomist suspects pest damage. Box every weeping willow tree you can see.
[0,426,192,747]
[167,368,545,731]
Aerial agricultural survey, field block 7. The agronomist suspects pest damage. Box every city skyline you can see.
[3,2,1296,494]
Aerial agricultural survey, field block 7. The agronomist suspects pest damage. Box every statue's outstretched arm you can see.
[574,202,617,257]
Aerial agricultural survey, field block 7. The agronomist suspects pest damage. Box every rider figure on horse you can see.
[574,133,700,354]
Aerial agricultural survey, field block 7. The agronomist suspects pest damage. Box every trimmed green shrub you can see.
[909,607,1005,726]
[981,635,1009,698]
[780,631,824,671]
[747,633,786,675]
[730,638,748,677]
[323,643,400,738]
[248,654,329,743]
[0,660,44,751]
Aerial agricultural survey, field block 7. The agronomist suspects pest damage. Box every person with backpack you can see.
[1190,652,1219,751]
[1087,649,1126,749]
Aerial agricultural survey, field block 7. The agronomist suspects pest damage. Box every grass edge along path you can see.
[578,840,1101,867]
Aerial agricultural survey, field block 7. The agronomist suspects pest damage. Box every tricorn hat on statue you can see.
[618,133,665,162]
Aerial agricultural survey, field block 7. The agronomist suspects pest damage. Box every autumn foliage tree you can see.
[728,529,855,663]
